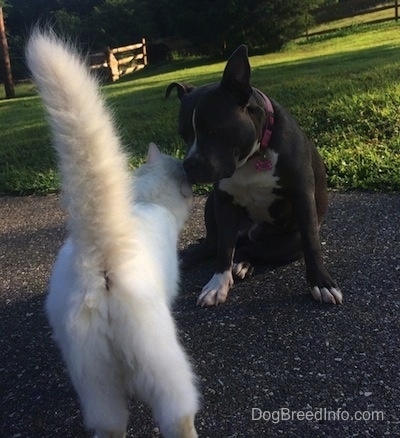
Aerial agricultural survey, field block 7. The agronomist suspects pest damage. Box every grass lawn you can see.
[1,21,400,194]
[308,4,397,35]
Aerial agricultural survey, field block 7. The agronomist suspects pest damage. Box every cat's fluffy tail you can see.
[26,30,135,271]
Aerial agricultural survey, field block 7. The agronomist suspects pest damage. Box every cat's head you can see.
[134,143,193,230]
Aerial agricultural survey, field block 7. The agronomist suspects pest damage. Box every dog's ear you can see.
[165,82,196,100]
[220,45,252,106]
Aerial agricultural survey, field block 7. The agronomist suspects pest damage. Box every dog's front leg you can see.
[197,189,242,307]
[294,187,343,304]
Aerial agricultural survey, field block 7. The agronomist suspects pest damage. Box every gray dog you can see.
[167,45,342,307]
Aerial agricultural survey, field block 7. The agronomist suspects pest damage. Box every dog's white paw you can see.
[197,271,233,307]
[232,262,253,279]
[311,286,343,304]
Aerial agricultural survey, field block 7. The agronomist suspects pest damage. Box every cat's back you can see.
[129,202,181,302]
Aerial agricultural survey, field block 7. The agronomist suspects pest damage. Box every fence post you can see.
[105,46,120,82]
[142,37,148,66]
[396,0,399,21]
[0,7,15,99]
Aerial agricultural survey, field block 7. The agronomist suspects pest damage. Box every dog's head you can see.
[166,45,263,184]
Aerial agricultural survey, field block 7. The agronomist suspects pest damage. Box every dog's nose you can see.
[183,156,199,173]
[183,156,205,184]
[183,157,199,183]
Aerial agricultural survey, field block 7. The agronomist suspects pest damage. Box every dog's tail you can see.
[26,30,135,272]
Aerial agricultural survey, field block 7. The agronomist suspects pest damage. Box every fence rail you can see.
[89,38,147,82]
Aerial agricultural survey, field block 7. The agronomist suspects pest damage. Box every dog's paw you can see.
[197,271,233,307]
[311,286,343,304]
[233,261,253,279]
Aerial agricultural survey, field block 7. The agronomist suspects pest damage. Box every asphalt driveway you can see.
[0,191,399,437]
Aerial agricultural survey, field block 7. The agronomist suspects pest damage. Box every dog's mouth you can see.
[184,171,218,185]
[236,141,260,168]
[236,155,250,169]
[183,157,235,184]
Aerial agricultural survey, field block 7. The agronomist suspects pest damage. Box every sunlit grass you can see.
[1,21,399,194]
[307,5,397,35]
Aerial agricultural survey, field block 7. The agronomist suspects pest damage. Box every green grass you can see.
[1,21,400,194]
[308,4,397,35]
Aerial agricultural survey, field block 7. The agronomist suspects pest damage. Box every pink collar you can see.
[254,89,274,171]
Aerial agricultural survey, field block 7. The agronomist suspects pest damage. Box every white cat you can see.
[26,30,198,438]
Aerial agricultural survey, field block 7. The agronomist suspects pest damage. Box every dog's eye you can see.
[207,128,218,137]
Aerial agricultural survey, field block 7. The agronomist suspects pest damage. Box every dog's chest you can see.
[219,151,281,223]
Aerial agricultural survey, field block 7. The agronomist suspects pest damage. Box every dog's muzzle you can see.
[184,154,235,184]
[183,155,213,184]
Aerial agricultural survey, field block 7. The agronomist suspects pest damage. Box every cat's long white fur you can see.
[26,30,198,437]
[26,30,134,269]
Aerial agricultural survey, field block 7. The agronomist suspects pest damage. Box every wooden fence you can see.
[89,38,147,82]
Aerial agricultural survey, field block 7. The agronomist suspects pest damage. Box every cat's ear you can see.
[146,142,162,164]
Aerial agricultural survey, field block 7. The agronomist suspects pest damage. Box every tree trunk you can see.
[0,7,15,99]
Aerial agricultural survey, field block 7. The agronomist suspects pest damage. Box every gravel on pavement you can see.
[1,191,399,437]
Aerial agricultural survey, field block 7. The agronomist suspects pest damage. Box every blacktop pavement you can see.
[0,191,399,437]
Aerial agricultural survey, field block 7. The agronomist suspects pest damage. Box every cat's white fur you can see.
[26,30,198,438]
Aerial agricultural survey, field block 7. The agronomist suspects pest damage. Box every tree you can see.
[4,0,326,74]
[162,0,324,54]
[0,4,15,98]
[87,0,154,48]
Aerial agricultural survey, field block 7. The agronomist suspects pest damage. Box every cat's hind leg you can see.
[129,307,199,438]
[68,352,128,438]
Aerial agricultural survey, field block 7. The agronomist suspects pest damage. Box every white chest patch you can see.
[219,150,281,223]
